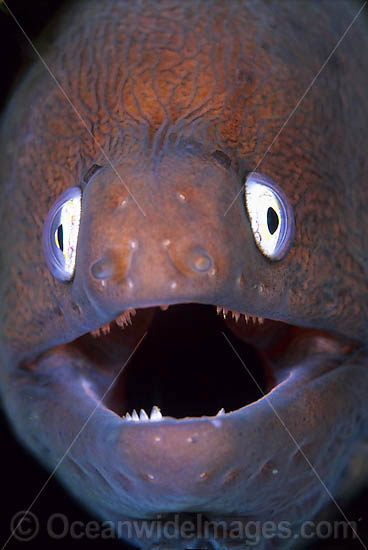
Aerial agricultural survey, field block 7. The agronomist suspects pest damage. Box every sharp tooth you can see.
[243,314,249,324]
[150,406,162,421]
[216,408,225,416]
[216,306,221,315]
[139,409,149,420]
[222,307,228,319]
[101,322,111,335]
[160,305,169,311]
[258,316,264,324]
[124,412,132,421]
[91,323,111,336]
[132,410,139,421]
[234,312,240,322]
[116,309,137,329]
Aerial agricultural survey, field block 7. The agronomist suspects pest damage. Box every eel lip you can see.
[66,302,354,424]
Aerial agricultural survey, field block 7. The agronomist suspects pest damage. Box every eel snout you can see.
[70,155,253,324]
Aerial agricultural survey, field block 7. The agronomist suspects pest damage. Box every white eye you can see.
[42,187,82,281]
[245,172,294,260]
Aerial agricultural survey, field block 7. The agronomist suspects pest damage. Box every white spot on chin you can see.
[208,267,216,277]
[127,279,134,289]
[120,199,128,207]
[177,192,186,202]
[170,281,177,290]
[162,239,171,247]
[100,280,106,287]
[129,239,139,249]
[154,436,161,442]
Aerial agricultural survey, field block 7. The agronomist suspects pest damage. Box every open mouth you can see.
[67,302,343,424]
[13,299,359,525]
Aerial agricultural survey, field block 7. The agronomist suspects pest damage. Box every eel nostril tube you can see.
[91,255,116,280]
[188,248,213,273]
[90,250,129,281]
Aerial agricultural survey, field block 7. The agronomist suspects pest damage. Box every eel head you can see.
[2,150,368,548]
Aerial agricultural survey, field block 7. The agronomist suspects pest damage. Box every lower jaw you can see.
[7,304,361,524]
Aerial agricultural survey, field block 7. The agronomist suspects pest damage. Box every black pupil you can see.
[267,207,279,235]
[57,224,64,251]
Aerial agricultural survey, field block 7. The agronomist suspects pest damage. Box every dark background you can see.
[0,1,367,549]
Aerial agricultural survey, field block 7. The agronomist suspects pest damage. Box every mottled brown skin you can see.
[0,1,368,549]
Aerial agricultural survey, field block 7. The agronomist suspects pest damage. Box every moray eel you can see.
[1,1,368,548]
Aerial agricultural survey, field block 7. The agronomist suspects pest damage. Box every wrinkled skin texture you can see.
[0,1,368,548]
